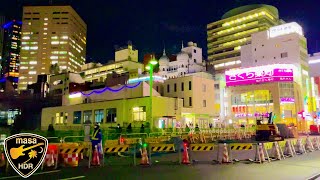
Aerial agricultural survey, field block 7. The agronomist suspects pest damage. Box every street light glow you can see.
[145,65,151,70]
[150,60,158,65]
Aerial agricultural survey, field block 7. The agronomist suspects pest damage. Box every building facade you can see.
[154,72,217,127]
[158,41,206,79]
[207,4,282,73]
[18,6,87,90]
[81,44,143,83]
[0,20,22,91]
[225,22,316,131]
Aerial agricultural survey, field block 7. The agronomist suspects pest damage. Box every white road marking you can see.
[59,176,86,180]
[0,170,61,179]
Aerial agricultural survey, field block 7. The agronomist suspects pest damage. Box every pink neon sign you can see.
[280,97,294,102]
[225,65,294,87]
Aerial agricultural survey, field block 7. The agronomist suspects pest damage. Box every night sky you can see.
[1,0,319,63]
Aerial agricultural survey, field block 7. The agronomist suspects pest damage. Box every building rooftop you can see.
[222,4,278,19]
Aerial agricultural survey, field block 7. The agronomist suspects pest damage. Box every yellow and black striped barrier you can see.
[230,143,253,150]
[278,141,286,148]
[150,144,175,152]
[105,145,129,153]
[60,145,87,154]
[190,144,215,151]
[264,142,274,150]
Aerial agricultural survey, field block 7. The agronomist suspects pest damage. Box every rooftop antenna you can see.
[181,41,184,49]
[163,41,166,56]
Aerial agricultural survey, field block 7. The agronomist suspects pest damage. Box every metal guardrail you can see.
[62,136,85,143]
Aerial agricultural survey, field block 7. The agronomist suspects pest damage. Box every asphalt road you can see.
[1,150,320,180]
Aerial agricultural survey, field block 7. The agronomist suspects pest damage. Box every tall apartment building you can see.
[0,16,5,59]
[18,6,87,90]
[0,20,22,91]
[207,4,282,73]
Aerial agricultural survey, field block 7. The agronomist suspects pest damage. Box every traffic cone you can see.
[284,141,294,157]
[47,150,55,167]
[140,147,149,165]
[221,143,231,163]
[91,145,100,166]
[181,143,190,165]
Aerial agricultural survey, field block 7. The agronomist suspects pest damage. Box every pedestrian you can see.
[116,123,122,133]
[140,124,145,133]
[195,124,199,132]
[209,123,212,129]
[127,123,132,134]
[91,123,102,154]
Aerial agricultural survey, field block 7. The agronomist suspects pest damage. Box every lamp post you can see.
[146,57,158,129]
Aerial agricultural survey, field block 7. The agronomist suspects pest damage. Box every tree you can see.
[50,63,60,74]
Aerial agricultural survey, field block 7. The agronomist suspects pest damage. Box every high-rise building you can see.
[0,20,22,92]
[0,20,22,89]
[0,16,5,60]
[207,4,283,73]
[18,6,87,90]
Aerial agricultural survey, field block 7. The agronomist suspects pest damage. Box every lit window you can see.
[132,107,146,121]
[60,41,67,44]
[22,36,30,40]
[22,42,28,45]
[44,23,48,25]
[60,66,67,69]
[20,66,28,70]
[28,71,36,74]
[28,22,31,25]
[44,28,48,30]
[22,46,30,50]
[43,33,47,35]
[44,18,48,21]
[59,51,67,54]
[51,61,58,64]
[51,36,58,39]
[50,56,58,59]
[61,36,68,39]
[41,67,45,70]
[95,110,104,123]
[51,41,59,45]
[30,42,38,44]
[30,46,38,50]
[55,112,64,124]
[29,61,37,65]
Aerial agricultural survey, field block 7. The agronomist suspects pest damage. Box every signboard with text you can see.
[225,64,294,87]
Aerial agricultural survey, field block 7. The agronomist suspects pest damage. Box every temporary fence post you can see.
[149,144,152,165]
[263,143,270,163]
[216,144,220,163]
[88,143,92,168]
[133,145,136,166]
[228,144,233,163]
[178,145,182,164]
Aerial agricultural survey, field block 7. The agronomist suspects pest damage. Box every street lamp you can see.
[145,57,158,129]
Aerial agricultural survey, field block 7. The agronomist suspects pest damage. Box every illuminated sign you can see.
[225,64,294,87]
[128,76,166,84]
[69,93,81,99]
[269,22,303,38]
[280,97,294,103]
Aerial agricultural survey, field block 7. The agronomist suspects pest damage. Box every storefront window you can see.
[133,106,146,121]
[106,108,116,123]
[73,111,81,124]
[95,109,104,123]
[83,110,92,123]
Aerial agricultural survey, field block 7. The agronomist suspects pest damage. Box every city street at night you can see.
[0,150,319,180]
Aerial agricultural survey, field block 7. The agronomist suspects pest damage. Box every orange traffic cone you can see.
[258,143,266,163]
[91,145,100,166]
[221,143,231,163]
[140,147,149,165]
[47,150,55,167]
[181,143,190,165]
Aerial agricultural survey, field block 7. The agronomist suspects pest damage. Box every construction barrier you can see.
[104,144,134,166]
[59,142,92,168]
[144,143,179,165]
[0,145,9,174]
[225,143,262,164]
[41,144,60,170]
[105,145,129,153]
[263,142,284,161]
[189,143,218,164]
